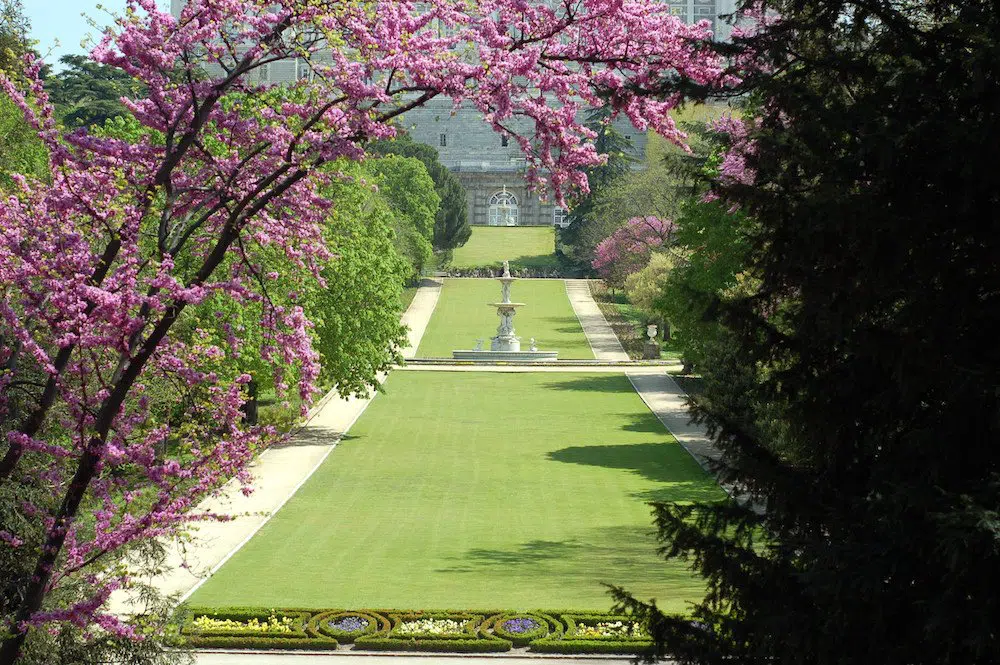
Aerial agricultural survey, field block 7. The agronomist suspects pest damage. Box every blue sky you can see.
[24,1,168,69]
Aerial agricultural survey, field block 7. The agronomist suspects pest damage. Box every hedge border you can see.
[354,637,512,653]
[173,607,655,655]
[182,635,338,651]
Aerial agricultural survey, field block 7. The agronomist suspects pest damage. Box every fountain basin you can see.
[452,349,559,361]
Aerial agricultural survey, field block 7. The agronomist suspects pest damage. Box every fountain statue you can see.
[452,261,558,361]
[490,261,522,351]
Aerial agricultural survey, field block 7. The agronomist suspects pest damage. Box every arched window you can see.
[488,190,519,226]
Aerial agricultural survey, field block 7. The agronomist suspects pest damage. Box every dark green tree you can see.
[614,2,1000,665]
[370,133,471,251]
[45,54,144,128]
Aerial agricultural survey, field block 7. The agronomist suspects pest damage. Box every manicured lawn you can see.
[451,226,559,270]
[415,278,593,359]
[188,371,723,612]
[399,285,418,313]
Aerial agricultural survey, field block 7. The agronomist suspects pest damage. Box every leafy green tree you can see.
[614,2,1000,665]
[0,0,28,74]
[0,95,46,188]
[45,54,144,128]
[370,133,471,251]
[367,154,439,279]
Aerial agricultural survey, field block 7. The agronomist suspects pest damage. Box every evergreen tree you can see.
[45,54,144,128]
[614,2,1000,664]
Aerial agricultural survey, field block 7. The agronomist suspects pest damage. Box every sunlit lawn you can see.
[450,226,559,270]
[188,371,724,612]
[415,278,593,358]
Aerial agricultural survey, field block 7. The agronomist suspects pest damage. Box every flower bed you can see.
[179,607,333,650]
[175,607,654,655]
[309,610,388,642]
[354,611,511,652]
[484,612,558,647]
[531,613,654,654]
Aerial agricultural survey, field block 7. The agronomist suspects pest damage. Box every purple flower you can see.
[502,617,540,634]
[331,616,369,632]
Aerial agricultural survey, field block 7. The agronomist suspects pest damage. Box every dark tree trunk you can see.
[241,377,259,426]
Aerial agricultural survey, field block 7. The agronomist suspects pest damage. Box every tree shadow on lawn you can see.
[273,428,356,448]
[542,375,636,393]
[547,442,721,503]
[434,526,688,591]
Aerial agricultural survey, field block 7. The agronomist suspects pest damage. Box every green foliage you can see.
[0,0,28,75]
[0,94,47,189]
[620,2,1000,665]
[371,133,471,251]
[45,54,145,128]
[657,200,751,372]
[625,252,676,319]
[367,154,439,279]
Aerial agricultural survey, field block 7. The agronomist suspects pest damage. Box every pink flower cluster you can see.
[592,215,675,285]
[0,0,731,651]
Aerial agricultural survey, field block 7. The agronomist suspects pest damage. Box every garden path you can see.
[399,278,443,358]
[564,279,629,361]
[107,279,444,615]
[626,371,725,482]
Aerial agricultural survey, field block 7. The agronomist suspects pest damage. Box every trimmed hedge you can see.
[173,606,654,655]
[483,612,560,647]
[309,610,388,643]
[181,635,338,650]
[354,637,512,653]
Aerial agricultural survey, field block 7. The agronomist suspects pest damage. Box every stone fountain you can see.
[452,261,558,361]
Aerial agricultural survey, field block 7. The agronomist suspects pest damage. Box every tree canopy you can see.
[370,133,471,252]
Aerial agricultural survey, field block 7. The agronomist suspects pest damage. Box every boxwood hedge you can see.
[175,606,655,655]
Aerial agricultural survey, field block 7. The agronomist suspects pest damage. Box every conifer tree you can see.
[614,2,1000,664]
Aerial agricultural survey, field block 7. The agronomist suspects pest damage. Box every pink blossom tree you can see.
[0,0,727,660]
[592,215,676,287]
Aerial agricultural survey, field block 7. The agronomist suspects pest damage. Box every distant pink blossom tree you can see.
[0,0,728,659]
[592,215,676,287]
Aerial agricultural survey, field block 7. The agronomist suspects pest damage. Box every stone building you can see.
[170,0,737,227]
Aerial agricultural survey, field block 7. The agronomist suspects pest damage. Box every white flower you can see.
[397,618,469,636]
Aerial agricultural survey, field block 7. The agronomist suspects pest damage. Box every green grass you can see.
[188,371,724,611]
[451,227,559,270]
[415,279,593,359]
[399,285,418,313]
